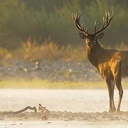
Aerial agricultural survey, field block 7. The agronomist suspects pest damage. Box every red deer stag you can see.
[72,12,127,113]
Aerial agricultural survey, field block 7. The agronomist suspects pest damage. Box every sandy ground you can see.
[0,89,128,128]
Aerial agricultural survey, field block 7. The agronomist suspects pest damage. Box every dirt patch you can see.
[1,109,128,122]
[48,111,128,122]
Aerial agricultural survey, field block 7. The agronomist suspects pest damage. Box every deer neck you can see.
[86,41,105,67]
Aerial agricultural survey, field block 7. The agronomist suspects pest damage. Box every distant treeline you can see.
[0,0,128,49]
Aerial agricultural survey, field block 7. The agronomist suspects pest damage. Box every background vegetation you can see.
[0,0,128,51]
[0,0,128,88]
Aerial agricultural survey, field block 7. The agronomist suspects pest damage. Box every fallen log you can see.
[13,106,37,114]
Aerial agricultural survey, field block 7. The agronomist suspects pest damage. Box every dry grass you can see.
[0,39,86,62]
[0,78,128,89]
[0,38,128,62]
[0,79,105,89]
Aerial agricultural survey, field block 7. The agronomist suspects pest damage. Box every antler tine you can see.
[102,17,105,27]
[72,13,88,35]
[72,13,82,30]
[105,12,109,22]
[108,12,110,19]
[107,11,114,24]
[95,12,114,35]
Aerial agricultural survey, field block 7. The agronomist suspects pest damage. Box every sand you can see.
[0,89,128,128]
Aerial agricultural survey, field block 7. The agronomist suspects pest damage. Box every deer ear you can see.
[97,33,104,39]
[79,32,87,39]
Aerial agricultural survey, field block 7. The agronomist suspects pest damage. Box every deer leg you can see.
[111,81,116,111]
[114,61,123,112]
[115,78,123,112]
[106,79,116,112]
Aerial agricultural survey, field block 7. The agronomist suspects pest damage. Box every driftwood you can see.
[0,106,37,116]
[13,106,37,114]
[0,104,49,115]
[39,104,49,113]
[38,104,50,120]
[0,104,50,120]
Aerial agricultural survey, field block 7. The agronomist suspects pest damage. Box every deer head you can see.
[72,12,114,48]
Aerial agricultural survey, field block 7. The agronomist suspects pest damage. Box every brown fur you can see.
[73,12,126,112]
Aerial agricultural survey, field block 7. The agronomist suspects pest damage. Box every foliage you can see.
[0,0,127,49]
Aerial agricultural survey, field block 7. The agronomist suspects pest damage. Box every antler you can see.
[72,13,88,35]
[94,12,114,34]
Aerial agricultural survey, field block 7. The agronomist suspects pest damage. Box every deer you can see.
[72,12,128,113]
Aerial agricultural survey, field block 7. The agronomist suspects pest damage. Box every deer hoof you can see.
[109,109,116,113]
